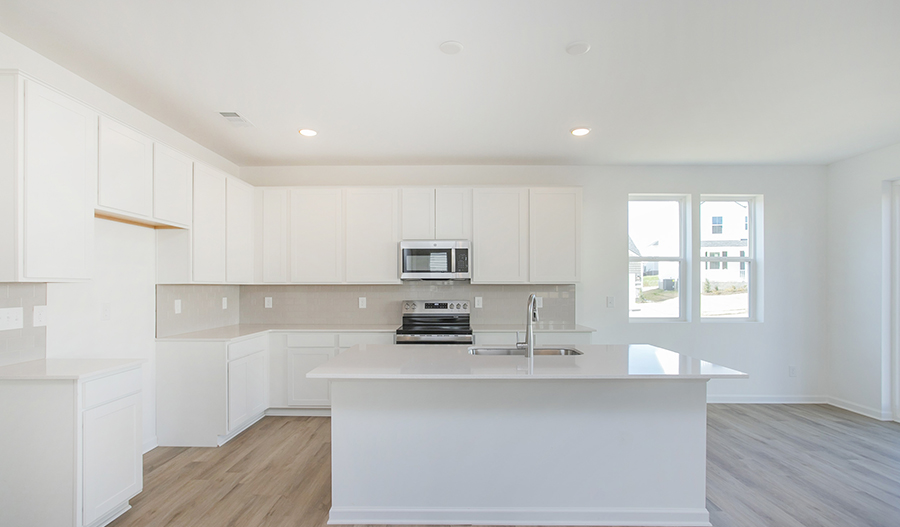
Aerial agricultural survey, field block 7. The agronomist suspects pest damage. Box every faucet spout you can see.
[518,294,539,371]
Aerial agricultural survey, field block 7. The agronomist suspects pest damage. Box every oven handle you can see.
[395,334,474,344]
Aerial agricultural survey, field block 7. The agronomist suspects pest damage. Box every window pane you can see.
[628,201,680,257]
[701,201,749,248]
[629,261,680,318]
[701,263,749,318]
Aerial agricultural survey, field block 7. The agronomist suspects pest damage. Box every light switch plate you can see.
[606,296,615,308]
[100,303,111,321]
[475,297,483,308]
[265,297,273,308]
[174,299,182,314]
[359,297,367,309]
[33,305,47,327]
[222,297,228,309]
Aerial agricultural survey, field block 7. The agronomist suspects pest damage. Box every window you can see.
[628,197,685,319]
[701,198,754,318]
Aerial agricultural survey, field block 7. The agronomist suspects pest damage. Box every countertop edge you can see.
[0,358,146,381]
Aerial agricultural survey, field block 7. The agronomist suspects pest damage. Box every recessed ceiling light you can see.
[566,42,591,56]
[298,129,317,137]
[439,41,464,55]
[571,127,591,137]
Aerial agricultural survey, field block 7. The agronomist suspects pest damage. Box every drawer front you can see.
[83,367,142,410]
[473,332,519,346]
[228,335,268,361]
[286,333,337,348]
[339,332,395,348]
[534,332,592,347]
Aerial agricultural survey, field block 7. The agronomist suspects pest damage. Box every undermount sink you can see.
[468,347,583,356]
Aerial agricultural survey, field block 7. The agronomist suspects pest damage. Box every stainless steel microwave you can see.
[399,240,470,280]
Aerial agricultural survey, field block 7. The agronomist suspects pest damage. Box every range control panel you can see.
[402,300,470,314]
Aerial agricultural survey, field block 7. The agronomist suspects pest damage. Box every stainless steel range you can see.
[395,300,473,344]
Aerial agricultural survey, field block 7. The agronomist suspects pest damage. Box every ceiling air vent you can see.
[219,111,253,127]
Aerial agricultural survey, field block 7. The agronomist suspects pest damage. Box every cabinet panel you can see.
[153,143,192,226]
[287,348,333,406]
[226,178,254,283]
[530,188,581,283]
[192,164,227,282]
[401,188,435,240]
[290,188,343,282]
[262,189,289,282]
[98,116,153,217]
[246,351,268,419]
[472,188,529,283]
[435,188,472,240]
[345,188,400,283]
[23,80,96,280]
[83,393,142,526]
[227,351,267,432]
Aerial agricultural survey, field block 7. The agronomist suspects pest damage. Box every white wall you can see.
[826,143,900,420]
[243,165,829,402]
[47,219,158,451]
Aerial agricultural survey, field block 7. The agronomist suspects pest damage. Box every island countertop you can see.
[307,343,747,380]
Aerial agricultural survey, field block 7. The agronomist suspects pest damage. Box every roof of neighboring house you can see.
[701,239,748,248]
[628,236,641,257]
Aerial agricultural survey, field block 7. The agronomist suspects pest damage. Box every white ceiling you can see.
[1,0,900,166]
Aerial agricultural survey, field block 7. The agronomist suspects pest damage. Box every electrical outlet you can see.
[0,307,24,331]
[100,303,111,321]
[359,297,367,309]
[174,299,182,314]
[475,296,483,308]
[789,366,797,378]
[222,297,228,310]
[536,296,543,308]
[33,305,47,327]
[607,296,615,308]
[265,297,273,308]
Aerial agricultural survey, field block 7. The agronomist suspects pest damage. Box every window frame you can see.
[628,195,689,322]
[699,196,757,321]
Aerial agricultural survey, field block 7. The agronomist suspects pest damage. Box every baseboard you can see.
[266,407,331,417]
[706,395,828,404]
[826,396,893,421]
[142,435,159,454]
[217,412,266,446]
[328,506,710,526]
[87,502,131,527]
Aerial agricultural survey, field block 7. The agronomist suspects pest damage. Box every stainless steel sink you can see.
[468,347,583,356]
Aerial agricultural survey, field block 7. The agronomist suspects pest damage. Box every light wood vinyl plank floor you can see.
[109,405,900,527]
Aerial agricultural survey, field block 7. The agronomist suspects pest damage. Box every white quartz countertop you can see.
[0,359,145,381]
[157,323,595,341]
[307,344,747,380]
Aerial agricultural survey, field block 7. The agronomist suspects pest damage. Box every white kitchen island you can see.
[308,343,746,527]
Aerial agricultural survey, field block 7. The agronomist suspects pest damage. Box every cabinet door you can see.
[83,393,142,526]
[345,188,400,283]
[290,188,343,283]
[530,188,582,283]
[153,143,192,226]
[192,164,227,282]
[226,177,254,283]
[98,116,153,217]
[401,188,435,240]
[262,189,289,282]
[228,351,267,432]
[23,80,96,280]
[287,348,333,406]
[435,188,472,240]
[472,188,529,283]
[247,351,268,418]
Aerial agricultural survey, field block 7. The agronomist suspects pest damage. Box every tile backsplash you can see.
[156,285,241,337]
[239,283,575,326]
[0,283,47,367]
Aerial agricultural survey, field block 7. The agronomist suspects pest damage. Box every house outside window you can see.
[712,216,723,234]
[628,197,686,319]
[700,198,755,318]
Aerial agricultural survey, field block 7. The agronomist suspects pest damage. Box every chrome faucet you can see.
[517,293,540,361]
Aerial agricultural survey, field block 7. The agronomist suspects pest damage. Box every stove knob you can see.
[456,303,461,309]
[404,302,410,310]
[463,303,468,309]
[411,302,417,309]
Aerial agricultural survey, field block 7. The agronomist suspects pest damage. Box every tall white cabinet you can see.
[530,188,582,283]
[0,73,96,282]
[191,164,228,282]
[97,116,154,218]
[345,188,400,283]
[401,187,472,240]
[290,188,343,283]
[226,177,254,283]
[472,188,529,283]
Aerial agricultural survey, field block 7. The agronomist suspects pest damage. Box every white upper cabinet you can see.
[0,76,97,282]
[345,188,400,283]
[472,188,529,283]
[261,188,289,283]
[435,188,472,240]
[529,188,582,283]
[98,116,154,218]
[192,164,227,283]
[291,188,343,283]
[153,143,193,227]
[401,188,435,240]
[226,177,254,283]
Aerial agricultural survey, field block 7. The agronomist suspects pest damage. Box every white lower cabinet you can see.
[227,350,267,432]
[0,362,143,527]
[287,348,334,406]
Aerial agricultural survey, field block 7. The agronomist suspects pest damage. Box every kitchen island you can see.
[308,343,746,527]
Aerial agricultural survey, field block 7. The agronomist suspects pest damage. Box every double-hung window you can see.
[628,196,686,319]
[700,197,756,319]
